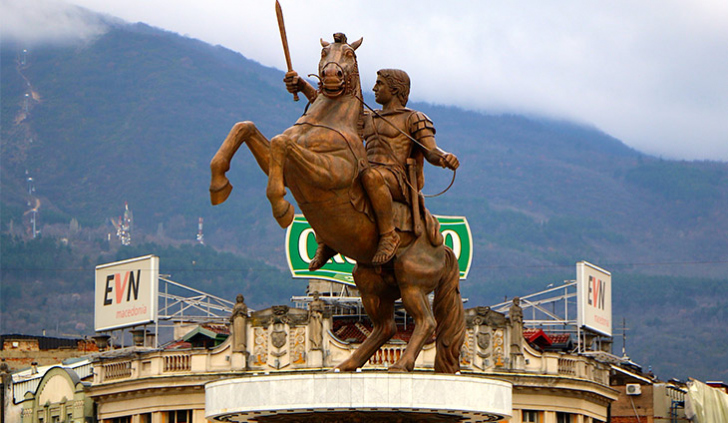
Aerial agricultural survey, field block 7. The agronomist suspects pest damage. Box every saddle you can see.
[350,161,443,248]
[392,197,444,247]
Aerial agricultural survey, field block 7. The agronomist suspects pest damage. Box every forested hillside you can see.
[2,19,726,381]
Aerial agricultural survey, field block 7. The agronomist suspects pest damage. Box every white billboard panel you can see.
[576,261,612,336]
[95,255,159,331]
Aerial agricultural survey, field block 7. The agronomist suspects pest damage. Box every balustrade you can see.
[164,354,191,372]
[558,357,576,376]
[104,361,132,380]
[369,347,405,366]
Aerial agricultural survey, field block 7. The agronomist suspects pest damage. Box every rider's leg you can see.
[360,168,400,265]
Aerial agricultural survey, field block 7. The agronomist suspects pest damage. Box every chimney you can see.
[130,329,146,347]
[92,334,111,351]
[145,332,157,348]
[31,361,38,374]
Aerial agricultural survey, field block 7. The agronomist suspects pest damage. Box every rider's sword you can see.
[275,0,299,101]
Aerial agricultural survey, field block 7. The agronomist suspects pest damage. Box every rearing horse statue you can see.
[209,33,465,373]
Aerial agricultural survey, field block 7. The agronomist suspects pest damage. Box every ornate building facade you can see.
[84,296,618,423]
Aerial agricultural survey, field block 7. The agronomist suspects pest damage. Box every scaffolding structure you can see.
[157,276,235,325]
[490,280,578,328]
[490,279,613,354]
[100,275,236,348]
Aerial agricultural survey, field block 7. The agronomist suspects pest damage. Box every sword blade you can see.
[275,0,298,101]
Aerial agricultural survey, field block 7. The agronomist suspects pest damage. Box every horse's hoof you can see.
[387,365,409,373]
[210,180,233,205]
[273,202,294,228]
[309,255,327,272]
[309,243,336,271]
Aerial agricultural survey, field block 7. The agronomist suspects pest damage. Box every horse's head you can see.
[318,33,363,99]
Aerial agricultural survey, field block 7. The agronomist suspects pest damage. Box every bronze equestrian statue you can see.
[209,33,465,373]
[288,68,460,270]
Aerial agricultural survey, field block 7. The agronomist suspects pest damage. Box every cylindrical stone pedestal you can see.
[206,372,512,422]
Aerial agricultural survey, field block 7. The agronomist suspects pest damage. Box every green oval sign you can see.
[285,215,473,285]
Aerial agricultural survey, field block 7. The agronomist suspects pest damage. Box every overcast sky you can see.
[4,0,728,161]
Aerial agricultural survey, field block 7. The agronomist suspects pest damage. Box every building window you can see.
[167,410,192,423]
[522,410,540,422]
[111,417,131,423]
[556,412,572,423]
[140,413,152,423]
[67,413,73,423]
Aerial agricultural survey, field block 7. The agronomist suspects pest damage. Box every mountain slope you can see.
[2,20,727,381]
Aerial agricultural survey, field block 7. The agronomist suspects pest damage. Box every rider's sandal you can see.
[372,231,400,265]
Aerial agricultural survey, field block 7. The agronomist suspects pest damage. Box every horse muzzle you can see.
[320,62,346,98]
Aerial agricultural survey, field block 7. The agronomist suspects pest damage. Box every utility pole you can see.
[619,317,629,358]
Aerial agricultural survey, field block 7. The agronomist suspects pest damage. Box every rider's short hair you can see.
[377,69,410,106]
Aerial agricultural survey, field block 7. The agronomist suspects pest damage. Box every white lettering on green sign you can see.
[286,215,472,285]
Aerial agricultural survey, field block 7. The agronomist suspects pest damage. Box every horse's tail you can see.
[433,247,465,373]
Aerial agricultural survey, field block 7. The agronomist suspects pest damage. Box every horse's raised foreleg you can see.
[266,134,294,228]
[335,265,398,371]
[210,121,270,205]
[390,284,437,372]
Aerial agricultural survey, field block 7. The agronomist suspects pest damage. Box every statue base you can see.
[206,372,512,422]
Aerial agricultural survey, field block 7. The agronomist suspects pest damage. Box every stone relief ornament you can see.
[290,327,306,364]
[252,327,268,366]
[477,330,492,353]
[493,329,505,367]
[271,326,287,350]
[460,328,474,366]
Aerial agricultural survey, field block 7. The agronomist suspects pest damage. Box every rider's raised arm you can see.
[284,71,318,102]
[408,111,459,170]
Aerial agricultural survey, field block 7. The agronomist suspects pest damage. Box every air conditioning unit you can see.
[626,383,642,396]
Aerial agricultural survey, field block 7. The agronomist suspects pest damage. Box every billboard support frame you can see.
[491,261,613,354]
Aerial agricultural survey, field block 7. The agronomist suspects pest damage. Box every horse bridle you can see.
[312,62,360,98]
